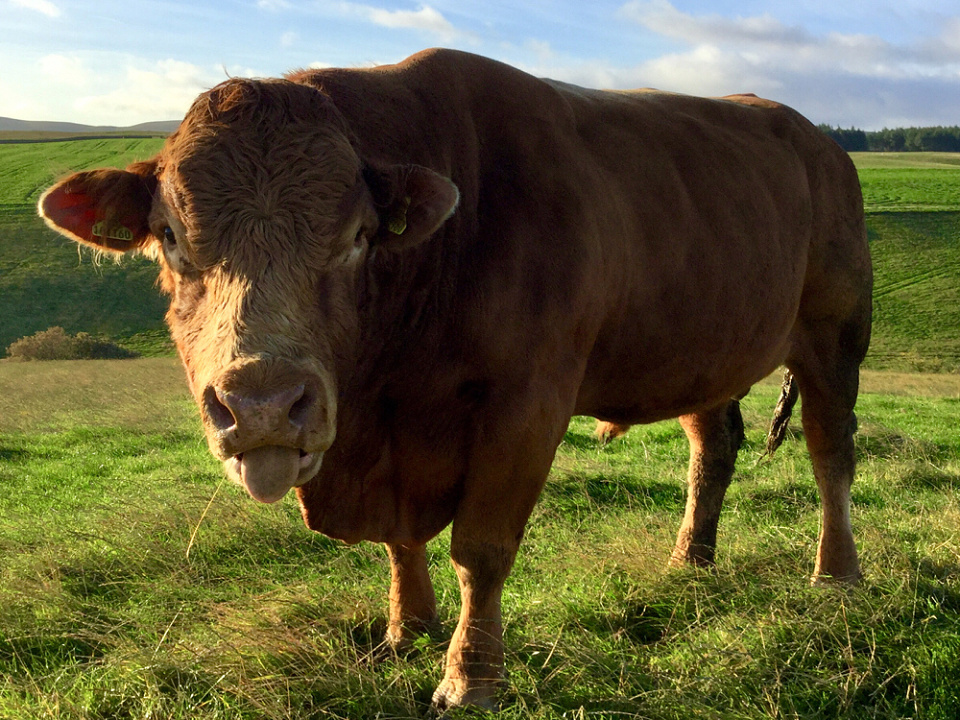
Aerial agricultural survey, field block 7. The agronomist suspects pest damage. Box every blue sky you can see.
[2,0,959,129]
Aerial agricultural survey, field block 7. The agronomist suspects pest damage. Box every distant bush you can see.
[5,327,139,361]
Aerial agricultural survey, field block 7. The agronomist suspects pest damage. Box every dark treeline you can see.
[818,124,960,152]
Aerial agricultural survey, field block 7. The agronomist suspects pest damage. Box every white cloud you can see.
[620,0,809,48]
[38,54,91,87]
[257,0,290,10]
[525,39,555,63]
[74,59,217,125]
[281,31,298,48]
[618,0,960,81]
[11,0,61,18]
[605,0,960,127]
[340,3,461,43]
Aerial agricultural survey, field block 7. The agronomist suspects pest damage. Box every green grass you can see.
[0,138,165,213]
[851,152,960,213]
[850,152,960,170]
[1,359,959,718]
[867,213,960,371]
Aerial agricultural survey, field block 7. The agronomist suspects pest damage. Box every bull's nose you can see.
[202,382,313,451]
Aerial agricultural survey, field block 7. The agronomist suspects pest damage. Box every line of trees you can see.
[818,125,960,152]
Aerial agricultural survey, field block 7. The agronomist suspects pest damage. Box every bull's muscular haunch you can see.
[39,49,871,710]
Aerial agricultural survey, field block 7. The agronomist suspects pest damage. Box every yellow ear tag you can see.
[387,196,411,236]
[91,221,134,242]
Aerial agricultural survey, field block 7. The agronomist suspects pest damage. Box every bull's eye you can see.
[341,228,366,264]
[163,226,177,247]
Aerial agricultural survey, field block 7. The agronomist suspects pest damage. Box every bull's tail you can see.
[762,369,799,459]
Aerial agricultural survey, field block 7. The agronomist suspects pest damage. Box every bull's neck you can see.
[357,225,460,377]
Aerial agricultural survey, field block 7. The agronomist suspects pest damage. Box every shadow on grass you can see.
[898,464,960,492]
[561,424,603,452]
[736,481,820,522]
[0,445,30,462]
[542,470,684,514]
[0,633,104,676]
[856,422,951,463]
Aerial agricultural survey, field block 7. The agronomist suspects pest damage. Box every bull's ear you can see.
[38,159,158,253]
[363,163,459,251]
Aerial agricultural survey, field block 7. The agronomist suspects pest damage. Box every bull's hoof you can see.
[810,569,863,587]
[431,677,500,713]
[669,544,716,569]
[384,618,438,654]
[385,626,414,653]
[812,550,862,586]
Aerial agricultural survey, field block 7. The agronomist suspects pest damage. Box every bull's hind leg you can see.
[788,322,867,583]
[671,399,745,567]
[595,420,630,443]
[384,542,437,650]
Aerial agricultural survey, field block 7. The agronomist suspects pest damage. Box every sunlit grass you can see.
[1,361,959,718]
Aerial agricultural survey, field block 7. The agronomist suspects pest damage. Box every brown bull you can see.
[39,49,871,711]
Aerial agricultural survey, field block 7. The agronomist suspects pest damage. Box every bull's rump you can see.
[549,86,864,424]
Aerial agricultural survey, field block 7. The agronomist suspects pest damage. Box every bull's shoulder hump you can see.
[289,49,567,103]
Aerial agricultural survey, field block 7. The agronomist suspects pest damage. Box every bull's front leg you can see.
[384,542,437,650]
[431,422,561,710]
[431,530,518,711]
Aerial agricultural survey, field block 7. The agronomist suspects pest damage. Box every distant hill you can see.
[0,116,180,134]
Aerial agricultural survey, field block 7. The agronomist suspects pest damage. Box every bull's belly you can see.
[574,320,793,424]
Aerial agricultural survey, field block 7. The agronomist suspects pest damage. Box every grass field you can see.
[1,359,959,719]
[851,152,960,214]
[0,139,169,356]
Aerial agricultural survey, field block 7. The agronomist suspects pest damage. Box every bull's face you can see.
[39,78,458,504]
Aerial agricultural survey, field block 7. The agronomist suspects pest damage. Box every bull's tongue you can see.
[238,446,300,504]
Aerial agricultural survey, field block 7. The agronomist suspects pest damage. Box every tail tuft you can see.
[762,369,799,459]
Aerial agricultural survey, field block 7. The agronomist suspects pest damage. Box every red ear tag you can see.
[91,221,135,243]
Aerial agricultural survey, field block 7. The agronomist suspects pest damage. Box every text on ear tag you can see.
[387,196,411,236]
[91,221,134,242]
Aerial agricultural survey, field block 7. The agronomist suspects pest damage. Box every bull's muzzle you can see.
[200,357,336,503]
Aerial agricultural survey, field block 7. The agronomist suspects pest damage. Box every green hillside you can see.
[1,142,958,370]
[0,139,169,355]
[851,152,960,371]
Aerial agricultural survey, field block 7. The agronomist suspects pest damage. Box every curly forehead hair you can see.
[178,77,352,140]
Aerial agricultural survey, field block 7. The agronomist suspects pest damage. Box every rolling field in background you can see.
[849,151,960,371]
[1,143,958,368]
[1,140,959,718]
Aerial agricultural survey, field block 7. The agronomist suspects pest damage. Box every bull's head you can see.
[39,78,459,503]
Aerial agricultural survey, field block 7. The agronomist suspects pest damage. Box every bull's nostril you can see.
[289,387,313,428]
[203,385,237,431]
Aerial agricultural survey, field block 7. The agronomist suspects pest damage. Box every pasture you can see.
[1,361,959,718]
[0,139,169,356]
[1,140,959,717]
